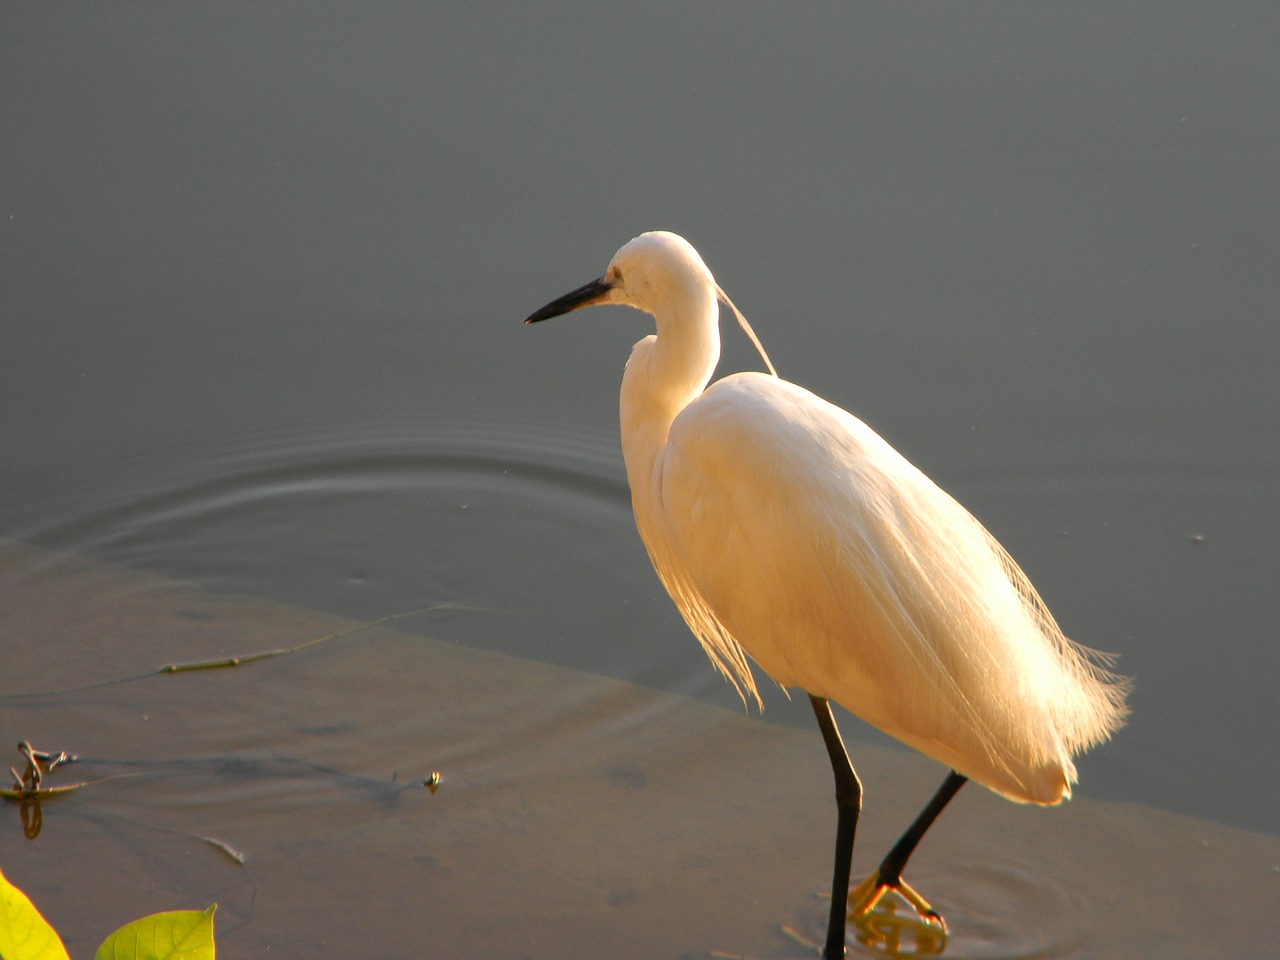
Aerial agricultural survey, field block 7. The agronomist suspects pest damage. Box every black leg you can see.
[876,769,967,893]
[809,694,862,960]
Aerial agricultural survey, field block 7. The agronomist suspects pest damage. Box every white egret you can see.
[525,231,1129,958]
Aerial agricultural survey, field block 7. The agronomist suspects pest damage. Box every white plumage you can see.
[526,230,1128,950]
[646,370,1123,803]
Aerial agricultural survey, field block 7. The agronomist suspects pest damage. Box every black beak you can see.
[524,276,614,324]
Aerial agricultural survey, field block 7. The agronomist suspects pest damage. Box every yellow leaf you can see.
[94,904,216,960]
[0,865,72,960]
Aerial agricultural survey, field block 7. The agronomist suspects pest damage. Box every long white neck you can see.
[618,283,720,492]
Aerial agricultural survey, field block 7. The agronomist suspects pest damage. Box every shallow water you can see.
[3,3,1279,957]
[2,542,1277,959]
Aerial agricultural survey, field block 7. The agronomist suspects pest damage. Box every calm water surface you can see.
[3,4,1278,957]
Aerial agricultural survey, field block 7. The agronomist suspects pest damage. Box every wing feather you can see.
[648,372,1128,802]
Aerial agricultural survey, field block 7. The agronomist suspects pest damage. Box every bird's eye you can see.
[610,269,623,285]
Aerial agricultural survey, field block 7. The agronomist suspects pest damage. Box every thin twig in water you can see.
[0,604,483,698]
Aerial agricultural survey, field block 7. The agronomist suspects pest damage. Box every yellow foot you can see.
[848,874,947,955]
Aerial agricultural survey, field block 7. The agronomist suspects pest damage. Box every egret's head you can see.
[524,231,714,324]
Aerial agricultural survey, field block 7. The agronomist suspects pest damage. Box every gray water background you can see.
[3,4,1278,956]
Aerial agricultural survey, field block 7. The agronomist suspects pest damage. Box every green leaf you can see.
[0,865,72,960]
[94,904,216,960]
